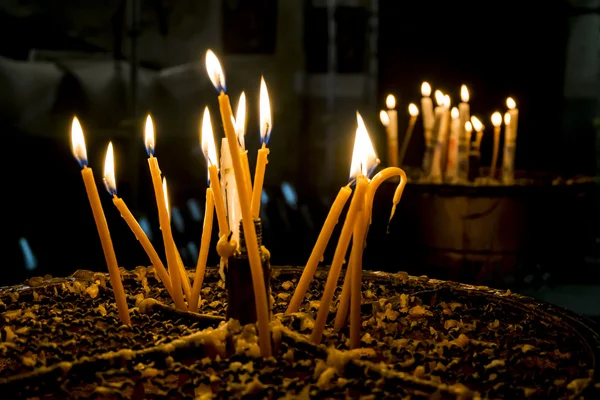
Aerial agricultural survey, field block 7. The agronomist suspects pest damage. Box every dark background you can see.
[1,0,599,318]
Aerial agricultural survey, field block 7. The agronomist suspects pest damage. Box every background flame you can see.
[201,107,218,167]
[162,177,170,220]
[350,113,378,179]
[451,107,459,119]
[408,103,419,117]
[465,121,473,133]
[506,97,516,110]
[434,90,444,107]
[144,115,155,155]
[471,116,483,131]
[259,76,272,145]
[386,94,396,109]
[70,117,87,166]
[491,112,502,127]
[103,142,116,194]
[205,50,226,92]
[379,110,390,126]
[460,85,469,102]
[421,82,431,97]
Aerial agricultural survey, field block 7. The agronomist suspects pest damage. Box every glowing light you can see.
[504,112,511,125]
[471,116,483,132]
[451,107,459,119]
[103,142,117,195]
[259,76,272,145]
[235,91,246,149]
[350,112,379,179]
[70,117,87,167]
[205,49,226,92]
[434,90,444,107]
[144,115,155,156]
[465,121,473,133]
[421,82,432,97]
[506,97,516,110]
[201,107,218,168]
[163,177,170,220]
[386,94,396,109]
[491,111,502,127]
[408,103,419,117]
[443,94,451,108]
[461,85,469,102]
[379,110,390,126]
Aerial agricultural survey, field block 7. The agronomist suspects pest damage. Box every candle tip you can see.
[103,141,117,195]
[205,50,226,93]
[408,103,419,117]
[421,82,431,97]
[460,85,469,102]
[259,76,272,145]
[144,114,155,156]
[385,94,396,109]
[70,116,88,167]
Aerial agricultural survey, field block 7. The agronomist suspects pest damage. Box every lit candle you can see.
[286,183,352,315]
[201,107,230,238]
[502,97,519,184]
[311,112,377,345]
[471,116,484,153]
[220,139,241,245]
[385,94,398,167]
[144,115,187,311]
[398,103,419,166]
[103,142,175,302]
[420,82,435,133]
[429,91,449,182]
[445,107,461,182]
[70,118,130,324]
[164,178,193,303]
[205,49,271,357]
[490,111,502,179]
[459,84,471,138]
[234,92,253,198]
[189,187,215,312]
[251,76,272,219]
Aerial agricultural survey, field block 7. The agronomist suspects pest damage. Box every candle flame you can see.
[506,97,516,110]
[70,117,88,167]
[504,112,511,125]
[443,94,451,108]
[379,110,390,126]
[408,103,419,117]
[421,82,431,97]
[201,107,218,168]
[386,94,396,109]
[163,177,170,220]
[491,111,502,127]
[350,112,379,180]
[205,49,226,93]
[465,121,473,133]
[103,142,117,195]
[259,76,272,145]
[461,85,469,102]
[471,116,484,132]
[235,91,246,149]
[144,115,155,156]
[434,90,444,107]
[451,107,459,119]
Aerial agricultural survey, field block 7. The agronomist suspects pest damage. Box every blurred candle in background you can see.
[385,94,398,167]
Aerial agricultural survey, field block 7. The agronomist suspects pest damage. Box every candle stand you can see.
[226,219,272,325]
[0,265,598,398]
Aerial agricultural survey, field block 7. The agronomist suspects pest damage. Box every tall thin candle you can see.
[189,188,215,312]
[71,118,130,324]
[251,76,272,218]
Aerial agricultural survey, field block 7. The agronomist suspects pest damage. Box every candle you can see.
[385,94,398,167]
[220,139,241,245]
[502,97,519,184]
[349,194,367,349]
[311,112,377,345]
[286,183,352,315]
[490,111,502,179]
[103,142,175,302]
[164,178,193,303]
[189,187,215,312]
[445,107,461,182]
[251,76,272,219]
[70,118,130,324]
[398,103,419,166]
[420,82,435,133]
[459,85,471,138]
[206,49,271,357]
[471,116,484,153]
[234,92,253,198]
[333,257,353,330]
[201,107,230,238]
[144,115,187,311]
[429,91,449,182]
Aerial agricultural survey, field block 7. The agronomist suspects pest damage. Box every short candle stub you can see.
[225,219,272,326]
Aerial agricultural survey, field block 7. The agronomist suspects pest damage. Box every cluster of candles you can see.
[70,50,406,357]
[380,83,519,184]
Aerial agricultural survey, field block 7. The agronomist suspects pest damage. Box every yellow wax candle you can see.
[490,111,502,179]
[385,94,398,167]
[251,76,272,218]
[311,176,367,345]
[502,97,519,184]
[398,103,419,167]
[286,184,352,315]
[471,116,485,153]
[240,149,253,198]
[445,107,461,181]
[420,82,435,134]
[459,85,471,137]
[144,115,187,311]
[429,91,447,181]
[206,50,271,357]
[70,118,130,324]
[103,142,174,301]
[201,107,230,238]
[175,243,193,302]
[350,199,367,349]
[189,187,215,312]
[332,233,354,330]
